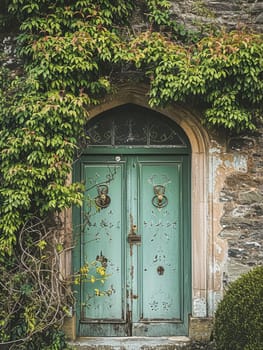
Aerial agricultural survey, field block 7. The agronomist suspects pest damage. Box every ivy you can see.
[0,76,86,255]
[138,30,263,131]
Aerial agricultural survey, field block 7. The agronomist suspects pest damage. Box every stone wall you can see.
[219,127,263,283]
[171,0,263,32]
[0,33,19,70]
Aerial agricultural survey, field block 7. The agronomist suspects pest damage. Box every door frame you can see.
[73,145,191,336]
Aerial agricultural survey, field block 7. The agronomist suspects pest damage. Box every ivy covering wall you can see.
[0,0,262,348]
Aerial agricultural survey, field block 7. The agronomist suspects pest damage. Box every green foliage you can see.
[26,329,67,350]
[214,266,263,350]
[11,328,67,350]
[0,75,85,256]
[0,218,73,349]
[0,0,15,29]
[145,0,198,42]
[126,30,262,132]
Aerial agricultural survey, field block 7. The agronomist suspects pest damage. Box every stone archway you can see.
[87,84,212,320]
[62,84,226,340]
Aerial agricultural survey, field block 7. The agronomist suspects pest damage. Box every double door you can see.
[74,154,191,336]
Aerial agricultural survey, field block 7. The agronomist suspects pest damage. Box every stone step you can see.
[69,336,191,350]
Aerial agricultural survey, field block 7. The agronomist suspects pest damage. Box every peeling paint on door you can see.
[74,154,191,337]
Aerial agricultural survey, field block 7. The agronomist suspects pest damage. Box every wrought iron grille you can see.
[85,104,187,147]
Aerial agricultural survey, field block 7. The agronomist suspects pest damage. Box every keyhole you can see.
[157,266,164,276]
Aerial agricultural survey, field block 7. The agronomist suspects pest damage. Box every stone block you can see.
[63,315,76,341]
[189,318,213,342]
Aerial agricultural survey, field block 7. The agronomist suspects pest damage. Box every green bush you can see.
[214,266,263,350]
[14,328,67,350]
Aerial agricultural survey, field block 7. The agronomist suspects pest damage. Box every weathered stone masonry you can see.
[220,129,263,282]
[172,0,263,31]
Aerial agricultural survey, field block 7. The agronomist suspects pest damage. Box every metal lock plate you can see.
[128,233,141,244]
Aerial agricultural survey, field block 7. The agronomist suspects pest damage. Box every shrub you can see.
[14,328,67,350]
[214,266,263,350]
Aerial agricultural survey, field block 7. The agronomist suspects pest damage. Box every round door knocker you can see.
[152,185,168,208]
[95,184,111,209]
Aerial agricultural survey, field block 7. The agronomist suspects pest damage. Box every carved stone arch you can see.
[86,84,213,320]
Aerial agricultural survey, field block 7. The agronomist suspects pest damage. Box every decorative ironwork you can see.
[85,104,187,147]
[152,185,168,208]
[95,184,111,209]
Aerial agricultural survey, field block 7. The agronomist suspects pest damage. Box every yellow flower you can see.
[96,266,106,276]
[74,276,80,285]
[80,264,89,275]
[90,275,96,283]
[94,288,100,296]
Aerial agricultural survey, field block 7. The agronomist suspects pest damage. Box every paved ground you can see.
[69,336,192,349]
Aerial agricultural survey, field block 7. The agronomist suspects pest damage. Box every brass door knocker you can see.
[152,185,168,208]
[95,184,111,209]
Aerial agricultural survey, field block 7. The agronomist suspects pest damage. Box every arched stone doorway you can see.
[73,103,192,336]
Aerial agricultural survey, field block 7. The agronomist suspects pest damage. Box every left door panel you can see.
[77,159,128,336]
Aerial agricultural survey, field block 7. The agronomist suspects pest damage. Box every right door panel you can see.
[131,156,189,336]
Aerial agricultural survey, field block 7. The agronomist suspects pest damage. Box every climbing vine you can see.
[0,0,262,348]
[126,30,262,130]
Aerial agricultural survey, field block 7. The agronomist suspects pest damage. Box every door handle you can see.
[152,185,168,208]
[95,184,111,209]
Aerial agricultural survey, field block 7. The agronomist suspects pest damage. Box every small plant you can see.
[74,259,110,293]
[214,266,263,350]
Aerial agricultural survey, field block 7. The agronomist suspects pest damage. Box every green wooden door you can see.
[74,154,191,336]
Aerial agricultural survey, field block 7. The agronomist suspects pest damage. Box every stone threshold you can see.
[69,336,191,349]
